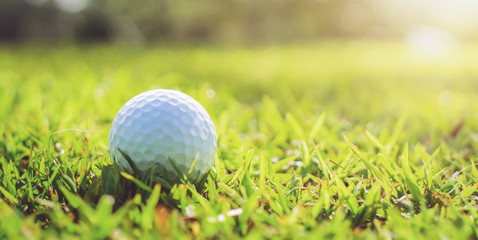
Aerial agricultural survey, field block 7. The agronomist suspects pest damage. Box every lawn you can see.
[1,41,478,239]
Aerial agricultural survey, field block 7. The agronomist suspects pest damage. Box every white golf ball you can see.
[108,89,217,184]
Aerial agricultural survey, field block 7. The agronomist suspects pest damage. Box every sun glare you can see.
[395,0,478,56]
[54,0,90,13]
[406,26,457,57]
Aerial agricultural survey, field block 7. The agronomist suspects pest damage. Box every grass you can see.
[1,41,478,239]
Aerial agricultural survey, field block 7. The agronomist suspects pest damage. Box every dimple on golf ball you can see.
[108,89,217,183]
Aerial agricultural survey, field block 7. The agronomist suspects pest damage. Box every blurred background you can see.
[2,0,478,45]
[2,0,478,149]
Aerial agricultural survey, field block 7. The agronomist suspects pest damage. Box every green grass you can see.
[1,41,478,239]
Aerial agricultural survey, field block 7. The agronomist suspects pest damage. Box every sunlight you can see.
[54,0,90,13]
[428,0,478,34]
[374,0,478,41]
[406,25,457,57]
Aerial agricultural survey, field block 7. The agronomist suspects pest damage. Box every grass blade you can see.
[343,134,392,191]
[120,172,153,193]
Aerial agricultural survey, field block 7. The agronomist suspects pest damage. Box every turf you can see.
[1,41,478,239]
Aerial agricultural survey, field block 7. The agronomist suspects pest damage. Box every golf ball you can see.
[108,89,217,184]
